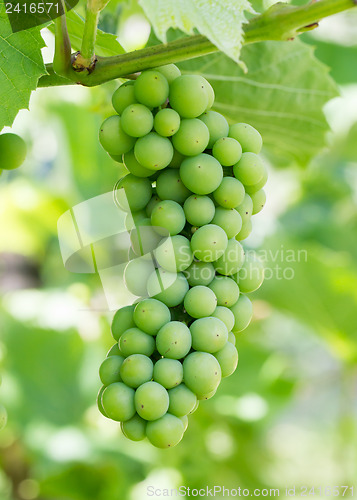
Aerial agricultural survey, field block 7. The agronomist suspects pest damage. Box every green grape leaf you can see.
[179,39,339,165]
[0,6,47,130]
[47,10,125,56]
[139,0,254,66]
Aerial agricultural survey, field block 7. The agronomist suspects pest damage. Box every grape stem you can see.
[52,0,72,77]
[40,0,356,88]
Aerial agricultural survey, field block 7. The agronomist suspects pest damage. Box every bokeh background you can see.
[0,3,357,499]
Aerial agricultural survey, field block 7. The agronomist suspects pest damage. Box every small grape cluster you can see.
[97,64,267,448]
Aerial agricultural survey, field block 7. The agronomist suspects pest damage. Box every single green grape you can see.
[0,133,27,170]
[183,261,215,287]
[183,195,215,227]
[172,119,209,156]
[201,77,215,110]
[111,305,136,341]
[154,108,181,137]
[214,238,245,276]
[229,122,262,154]
[211,306,235,332]
[233,152,265,187]
[121,414,147,441]
[197,389,217,401]
[153,358,183,389]
[245,168,268,195]
[208,276,240,307]
[99,115,136,156]
[212,137,242,166]
[169,149,186,169]
[211,207,242,239]
[190,224,228,262]
[169,75,208,118]
[119,327,156,356]
[234,253,264,293]
[251,189,266,215]
[156,321,192,359]
[230,294,253,333]
[156,168,192,204]
[235,218,253,241]
[134,132,173,170]
[135,381,169,421]
[151,200,186,236]
[120,354,154,388]
[183,286,217,318]
[146,413,184,448]
[183,351,221,396]
[133,298,171,335]
[99,355,125,386]
[190,317,228,353]
[112,82,137,114]
[155,235,193,273]
[102,382,136,421]
[199,111,229,149]
[228,331,236,345]
[213,177,245,209]
[214,342,239,378]
[147,269,189,307]
[146,194,162,217]
[168,384,197,417]
[97,386,108,417]
[134,70,169,107]
[115,174,152,212]
[236,193,253,223]
[106,343,121,357]
[180,154,223,195]
[154,64,181,83]
[124,258,155,296]
[121,103,154,137]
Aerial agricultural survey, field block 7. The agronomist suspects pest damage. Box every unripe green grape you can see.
[184,261,215,287]
[119,327,155,356]
[135,381,169,420]
[99,355,125,386]
[213,177,245,209]
[190,317,228,353]
[97,386,108,417]
[147,269,189,307]
[197,389,217,400]
[183,351,221,396]
[168,384,197,417]
[214,342,238,378]
[151,200,186,236]
[230,294,253,333]
[156,321,192,359]
[169,149,186,168]
[228,331,236,345]
[183,195,215,227]
[130,219,163,257]
[125,210,147,231]
[112,82,137,114]
[0,133,27,170]
[102,382,136,421]
[235,218,253,241]
[183,286,217,318]
[212,306,235,332]
[201,77,215,110]
[121,103,154,137]
[208,276,239,307]
[233,152,265,187]
[146,194,161,217]
[211,207,242,239]
[191,224,228,262]
[123,150,153,178]
[154,108,180,137]
[99,115,136,156]
[234,254,264,293]
[134,70,169,107]
[120,354,154,388]
[169,75,208,118]
[133,298,171,335]
[229,122,262,154]
[155,235,193,273]
[212,137,242,166]
[111,305,135,341]
[251,189,266,215]
[199,110,229,148]
[245,168,268,194]
[154,63,181,83]
[172,118,209,156]
[134,132,173,170]
[146,413,184,448]
[124,258,154,297]
[214,238,245,276]
[121,414,147,441]
[153,359,183,389]
[107,343,121,357]
[115,174,152,212]
[180,153,223,195]
[180,415,188,432]
[236,193,253,223]
[156,168,192,203]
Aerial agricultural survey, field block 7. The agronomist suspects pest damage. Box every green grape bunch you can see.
[97,64,267,449]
